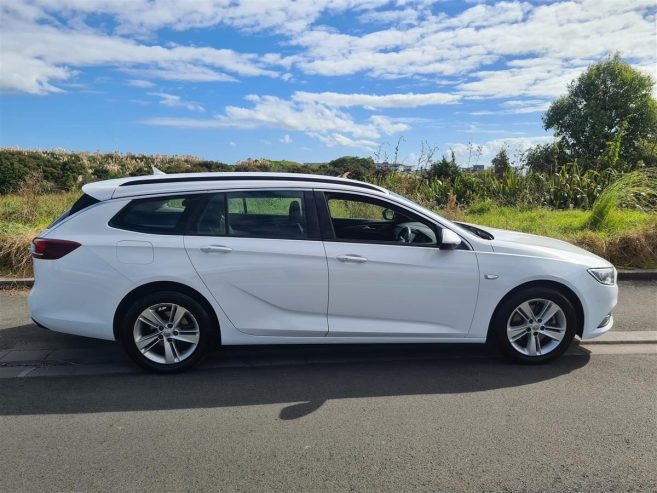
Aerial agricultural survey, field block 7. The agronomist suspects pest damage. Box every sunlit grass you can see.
[459,206,654,239]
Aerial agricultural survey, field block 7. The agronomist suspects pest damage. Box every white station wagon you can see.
[29,172,618,372]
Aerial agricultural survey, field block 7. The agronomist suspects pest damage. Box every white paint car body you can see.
[28,173,617,371]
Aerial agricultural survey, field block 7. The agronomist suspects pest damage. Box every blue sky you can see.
[0,0,654,167]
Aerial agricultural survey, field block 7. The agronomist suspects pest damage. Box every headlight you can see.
[588,267,616,285]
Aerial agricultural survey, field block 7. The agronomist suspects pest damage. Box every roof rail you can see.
[118,174,385,192]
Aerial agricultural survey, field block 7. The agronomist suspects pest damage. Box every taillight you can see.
[31,238,81,260]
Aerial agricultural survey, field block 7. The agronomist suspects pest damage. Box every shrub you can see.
[588,169,657,230]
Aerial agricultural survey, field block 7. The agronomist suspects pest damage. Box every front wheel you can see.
[493,287,577,364]
[120,291,214,373]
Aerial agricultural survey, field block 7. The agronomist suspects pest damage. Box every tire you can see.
[493,287,577,364]
[120,291,214,373]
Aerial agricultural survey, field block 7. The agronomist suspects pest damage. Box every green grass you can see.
[459,206,654,239]
[0,191,79,234]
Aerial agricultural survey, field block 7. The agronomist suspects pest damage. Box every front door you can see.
[319,191,479,337]
[184,190,328,337]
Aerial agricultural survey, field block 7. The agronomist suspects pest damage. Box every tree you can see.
[491,148,511,179]
[521,142,563,174]
[429,150,461,180]
[322,156,376,180]
[543,54,657,169]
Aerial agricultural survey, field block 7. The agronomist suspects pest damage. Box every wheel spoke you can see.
[539,302,561,324]
[138,316,160,329]
[170,305,189,330]
[163,339,176,363]
[142,308,166,328]
[541,327,565,342]
[526,332,538,356]
[516,302,535,322]
[173,332,199,344]
[169,340,181,361]
[534,334,542,355]
[507,325,529,342]
[137,333,160,353]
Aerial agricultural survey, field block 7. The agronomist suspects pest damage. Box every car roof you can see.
[81,172,389,201]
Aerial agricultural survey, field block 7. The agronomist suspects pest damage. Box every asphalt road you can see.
[0,281,655,492]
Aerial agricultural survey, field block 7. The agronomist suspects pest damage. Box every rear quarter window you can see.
[110,195,202,234]
[47,193,100,229]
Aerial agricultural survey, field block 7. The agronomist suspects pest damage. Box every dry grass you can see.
[0,229,38,278]
[566,224,657,269]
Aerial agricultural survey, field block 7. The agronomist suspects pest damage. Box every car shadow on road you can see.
[0,338,591,419]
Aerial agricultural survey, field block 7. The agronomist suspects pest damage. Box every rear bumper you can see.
[28,253,132,341]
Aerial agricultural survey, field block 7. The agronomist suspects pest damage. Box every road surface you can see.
[0,281,655,492]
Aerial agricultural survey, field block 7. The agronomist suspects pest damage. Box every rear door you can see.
[184,189,329,337]
[318,191,480,337]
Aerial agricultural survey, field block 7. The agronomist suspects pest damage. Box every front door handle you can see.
[336,254,368,263]
[200,245,233,253]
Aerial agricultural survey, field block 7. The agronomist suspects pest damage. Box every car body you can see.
[28,172,618,371]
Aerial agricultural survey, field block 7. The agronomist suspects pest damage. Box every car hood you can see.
[471,224,613,268]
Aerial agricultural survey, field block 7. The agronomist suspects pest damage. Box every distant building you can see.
[464,164,485,173]
[375,162,414,172]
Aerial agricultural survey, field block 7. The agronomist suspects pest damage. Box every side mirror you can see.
[382,208,395,221]
[440,229,461,249]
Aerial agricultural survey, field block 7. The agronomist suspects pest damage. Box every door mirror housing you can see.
[440,228,461,249]
[382,208,395,221]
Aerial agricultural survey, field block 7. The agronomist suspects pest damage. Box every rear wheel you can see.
[493,287,576,364]
[121,291,213,373]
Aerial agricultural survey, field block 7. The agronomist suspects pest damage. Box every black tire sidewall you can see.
[494,287,576,364]
[121,291,214,373]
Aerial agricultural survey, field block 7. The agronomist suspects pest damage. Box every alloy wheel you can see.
[506,298,567,357]
[133,303,200,365]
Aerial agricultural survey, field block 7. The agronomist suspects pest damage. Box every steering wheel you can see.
[397,225,414,243]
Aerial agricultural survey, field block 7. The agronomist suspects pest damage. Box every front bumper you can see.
[581,314,614,340]
[580,280,618,340]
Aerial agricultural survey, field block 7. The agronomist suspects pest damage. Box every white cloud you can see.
[458,123,526,135]
[291,0,655,99]
[229,141,236,147]
[469,99,552,115]
[2,0,654,102]
[315,133,380,150]
[124,65,238,83]
[0,9,279,94]
[280,134,293,144]
[127,79,155,88]
[0,51,72,94]
[358,8,421,26]
[148,92,205,112]
[292,91,460,108]
[143,94,409,151]
[7,0,397,36]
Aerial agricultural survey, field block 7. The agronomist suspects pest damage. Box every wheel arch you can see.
[487,280,585,340]
[113,281,221,343]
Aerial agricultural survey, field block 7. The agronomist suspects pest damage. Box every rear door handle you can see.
[200,245,233,253]
[336,254,368,263]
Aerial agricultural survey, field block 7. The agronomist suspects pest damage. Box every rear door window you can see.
[189,190,319,240]
[227,190,308,239]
